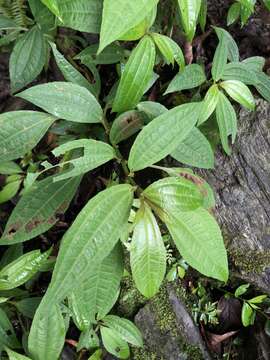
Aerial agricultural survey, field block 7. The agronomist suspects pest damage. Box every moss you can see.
[132,347,162,360]
[229,248,270,274]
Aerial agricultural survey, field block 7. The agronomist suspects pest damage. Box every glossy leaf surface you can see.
[220,80,255,110]
[178,0,202,41]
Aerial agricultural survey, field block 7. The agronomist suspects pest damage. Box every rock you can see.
[133,285,213,360]
[200,100,270,293]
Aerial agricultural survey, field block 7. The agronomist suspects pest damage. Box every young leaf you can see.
[41,0,61,19]
[56,0,103,33]
[51,139,116,181]
[235,283,250,297]
[45,185,133,303]
[221,62,258,85]
[198,84,220,124]
[214,27,239,62]
[28,303,66,360]
[130,203,166,298]
[0,162,21,175]
[69,244,124,331]
[0,180,21,205]
[165,64,206,94]
[128,102,201,171]
[171,127,214,169]
[0,176,80,245]
[5,348,31,360]
[241,302,255,327]
[215,91,237,155]
[102,315,143,347]
[9,26,47,93]
[17,82,103,123]
[0,249,51,290]
[143,177,204,215]
[110,111,145,145]
[99,0,159,52]
[249,295,268,304]
[253,72,270,102]
[211,33,228,81]
[178,0,202,41]
[50,42,97,96]
[242,56,265,72]
[220,80,255,110]
[151,33,185,68]
[165,208,228,282]
[227,2,241,25]
[112,36,156,113]
[198,0,207,32]
[100,326,130,359]
[0,111,55,162]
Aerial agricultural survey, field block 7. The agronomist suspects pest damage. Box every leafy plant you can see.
[227,0,270,26]
[0,0,270,358]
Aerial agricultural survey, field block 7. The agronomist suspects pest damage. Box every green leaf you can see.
[89,349,103,360]
[15,297,42,319]
[198,0,207,32]
[0,111,55,162]
[214,27,239,62]
[128,102,201,172]
[151,33,185,68]
[0,162,21,175]
[100,326,130,359]
[0,180,21,205]
[45,185,133,304]
[165,64,206,94]
[0,309,20,349]
[51,139,116,181]
[165,208,228,282]
[178,0,202,41]
[143,177,204,215]
[0,15,18,30]
[99,0,159,52]
[253,72,270,102]
[240,0,254,26]
[0,176,80,245]
[102,315,143,347]
[198,84,220,124]
[235,283,250,297]
[137,101,168,121]
[75,43,125,65]
[242,56,265,72]
[0,249,51,290]
[262,0,270,10]
[220,80,255,110]
[249,295,268,304]
[69,244,123,331]
[57,0,103,33]
[41,0,61,19]
[215,91,237,155]
[112,36,156,113]
[28,303,66,360]
[28,0,55,32]
[17,82,103,123]
[110,111,145,145]
[0,245,23,268]
[171,127,214,169]
[130,203,166,298]
[241,302,254,327]
[5,348,31,360]
[9,26,47,93]
[227,3,241,25]
[221,62,258,85]
[211,33,228,81]
[50,42,97,96]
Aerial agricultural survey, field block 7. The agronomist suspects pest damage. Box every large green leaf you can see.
[5,348,31,360]
[171,127,214,169]
[51,139,116,181]
[178,0,202,41]
[110,111,145,145]
[28,303,66,360]
[242,57,265,72]
[166,208,228,281]
[128,102,201,172]
[151,33,185,68]
[0,249,51,290]
[17,82,103,123]
[112,36,156,113]
[9,26,47,93]
[0,111,55,162]
[69,244,124,331]
[165,64,206,94]
[143,177,204,216]
[28,0,55,32]
[99,0,159,52]
[221,62,258,85]
[214,27,239,62]
[50,42,97,96]
[211,33,228,81]
[41,0,61,18]
[220,80,255,110]
[45,185,133,303]
[215,91,237,155]
[100,326,130,359]
[130,203,166,298]
[198,84,220,124]
[0,176,80,245]
[102,315,143,347]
